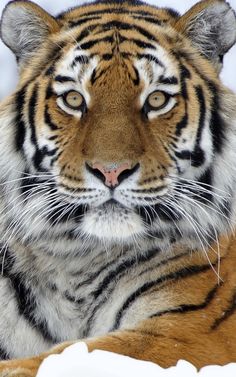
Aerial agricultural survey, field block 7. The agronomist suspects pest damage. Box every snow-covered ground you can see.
[0,0,236,100]
[1,0,236,376]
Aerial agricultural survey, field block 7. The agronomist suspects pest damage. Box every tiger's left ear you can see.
[174,0,236,66]
[0,0,60,64]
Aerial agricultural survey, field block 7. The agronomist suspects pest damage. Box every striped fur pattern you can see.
[0,0,236,374]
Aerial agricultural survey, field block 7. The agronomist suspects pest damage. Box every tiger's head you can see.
[1,0,236,254]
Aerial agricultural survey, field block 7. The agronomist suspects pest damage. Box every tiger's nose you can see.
[86,162,140,188]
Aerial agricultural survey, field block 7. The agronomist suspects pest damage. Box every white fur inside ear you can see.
[1,4,50,61]
[186,2,236,60]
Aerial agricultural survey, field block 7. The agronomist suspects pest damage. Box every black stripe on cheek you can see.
[28,84,44,170]
[190,85,206,168]
[44,106,59,131]
[132,67,140,86]
[44,65,55,77]
[179,64,191,100]
[175,113,188,137]
[19,172,38,199]
[14,88,26,152]
[209,89,225,154]
[91,68,97,85]
[197,168,213,203]
[112,263,212,330]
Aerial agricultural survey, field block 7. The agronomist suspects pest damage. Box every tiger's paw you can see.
[0,367,36,377]
[0,360,40,377]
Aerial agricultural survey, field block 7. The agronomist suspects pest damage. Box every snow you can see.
[36,342,236,377]
[1,0,236,375]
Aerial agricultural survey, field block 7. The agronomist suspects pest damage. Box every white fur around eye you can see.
[56,97,83,118]
[148,97,177,119]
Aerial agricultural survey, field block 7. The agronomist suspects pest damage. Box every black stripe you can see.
[196,168,213,203]
[99,21,157,42]
[102,54,113,61]
[28,85,44,170]
[69,16,101,27]
[190,85,206,168]
[0,246,57,344]
[44,64,55,76]
[78,7,156,19]
[211,291,236,330]
[10,272,58,343]
[132,15,162,25]
[164,7,180,18]
[150,284,219,318]
[137,201,181,225]
[80,36,114,50]
[47,201,87,225]
[45,85,54,100]
[209,89,225,154]
[55,75,76,83]
[83,248,161,336]
[0,345,9,360]
[19,172,38,199]
[137,54,164,67]
[159,75,178,85]
[132,67,140,86]
[92,248,160,300]
[175,113,188,137]
[73,55,90,65]
[179,64,191,100]
[14,88,26,152]
[112,263,212,330]
[127,38,156,50]
[44,106,59,131]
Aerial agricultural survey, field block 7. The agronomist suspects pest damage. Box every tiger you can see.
[0,0,236,375]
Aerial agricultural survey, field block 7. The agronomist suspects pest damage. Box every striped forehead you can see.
[52,39,180,96]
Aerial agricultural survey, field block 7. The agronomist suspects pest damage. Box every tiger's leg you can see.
[0,316,234,377]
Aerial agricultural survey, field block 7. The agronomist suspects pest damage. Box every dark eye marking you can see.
[159,76,178,85]
[55,75,76,83]
[137,54,164,68]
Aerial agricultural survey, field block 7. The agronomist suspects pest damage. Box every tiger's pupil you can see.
[148,91,167,109]
[65,91,83,109]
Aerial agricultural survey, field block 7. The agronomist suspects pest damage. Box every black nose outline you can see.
[85,163,140,188]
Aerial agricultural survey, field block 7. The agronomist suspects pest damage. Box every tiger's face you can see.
[1,0,236,250]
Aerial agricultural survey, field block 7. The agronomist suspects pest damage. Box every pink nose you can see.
[92,162,131,187]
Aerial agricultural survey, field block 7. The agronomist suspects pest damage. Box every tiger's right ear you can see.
[0,1,60,64]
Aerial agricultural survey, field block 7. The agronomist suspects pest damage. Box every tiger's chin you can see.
[80,202,145,245]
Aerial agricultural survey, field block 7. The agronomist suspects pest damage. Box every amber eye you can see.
[147,91,169,110]
[63,91,84,110]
